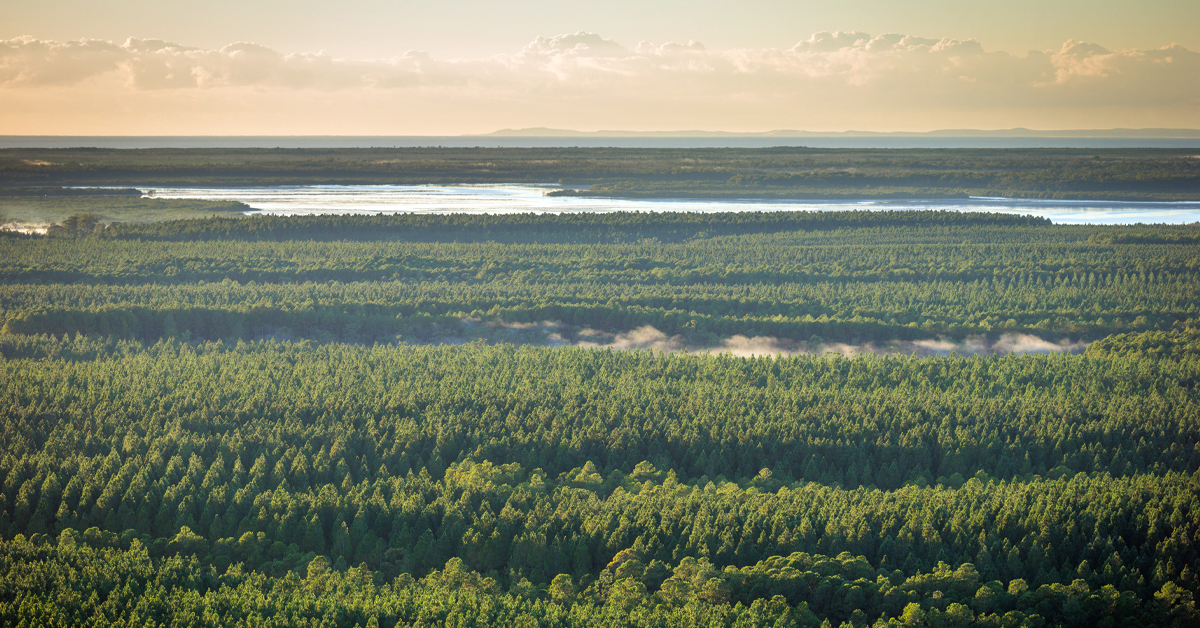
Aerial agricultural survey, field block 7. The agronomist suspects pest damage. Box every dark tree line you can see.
[2,146,1197,202]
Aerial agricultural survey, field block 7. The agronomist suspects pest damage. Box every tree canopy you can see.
[1,209,1198,627]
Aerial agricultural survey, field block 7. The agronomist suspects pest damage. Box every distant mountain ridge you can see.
[479,127,1200,138]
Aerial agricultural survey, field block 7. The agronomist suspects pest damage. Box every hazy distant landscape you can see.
[3,146,1198,201]
[481,127,1200,138]
[5,146,1198,232]
[6,134,1200,150]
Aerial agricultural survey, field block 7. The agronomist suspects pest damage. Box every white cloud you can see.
[0,37,126,86]
[1,31,1195,133]
[0,31,1194,105]
[0,36,366,90]
[523,32,628,57]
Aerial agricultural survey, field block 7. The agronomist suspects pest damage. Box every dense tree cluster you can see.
[91,210,1049,242]
[1,146,1197,201]
[0,337,1198,625]
[0,187,141,197]
[580,159,1200,201]
[2,526,1196,627]
[0,198,250,231]
[3,216,1199,346]
[1,210,1198,626]
[43,213,102,238]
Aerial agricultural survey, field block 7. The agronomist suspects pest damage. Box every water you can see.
[4,135,1200,149]
[143,184,1200,225]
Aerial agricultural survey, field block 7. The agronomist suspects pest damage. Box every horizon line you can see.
[3,127,1200,139]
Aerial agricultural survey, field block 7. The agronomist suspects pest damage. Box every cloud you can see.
[2,31,1196,133]
[0,36,366,89]
[0,31,1193,106]
[523,32,628,57]
[0,37,127,86]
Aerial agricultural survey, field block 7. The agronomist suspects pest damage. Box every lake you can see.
[143,184,1200,225]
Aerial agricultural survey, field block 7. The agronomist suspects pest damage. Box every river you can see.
[143,184,1200,225]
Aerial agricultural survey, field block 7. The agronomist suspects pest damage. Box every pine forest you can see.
[1,195,1199,628]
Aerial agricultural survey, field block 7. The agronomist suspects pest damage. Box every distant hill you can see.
[479,127,1200,138]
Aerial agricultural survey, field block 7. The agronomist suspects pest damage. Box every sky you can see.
[2,0,1198,135]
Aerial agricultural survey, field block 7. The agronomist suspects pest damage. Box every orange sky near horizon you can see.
[1,1,1197,135]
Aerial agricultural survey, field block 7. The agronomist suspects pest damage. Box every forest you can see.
[0,197,250,230]
[2,146,1198,201]
[0,207,1198,627]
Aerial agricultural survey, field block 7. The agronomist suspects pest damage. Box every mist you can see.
[435,319,1088,357]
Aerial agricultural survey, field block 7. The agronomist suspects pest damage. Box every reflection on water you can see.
[143,184,1200,225]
